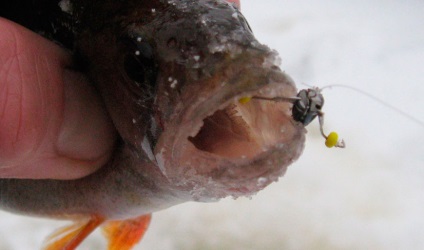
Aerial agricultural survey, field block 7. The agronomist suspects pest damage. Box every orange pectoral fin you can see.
[102,214,152,250]
[43,216,105,250]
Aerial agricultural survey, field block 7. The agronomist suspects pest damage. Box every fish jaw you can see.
[154,48,306,201]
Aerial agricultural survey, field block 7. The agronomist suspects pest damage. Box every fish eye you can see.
[124,55,147,83]
[122,35,157,86]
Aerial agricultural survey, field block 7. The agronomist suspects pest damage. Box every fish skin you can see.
[0,0,306,247]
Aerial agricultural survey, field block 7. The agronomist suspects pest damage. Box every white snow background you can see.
[1,0,424,249]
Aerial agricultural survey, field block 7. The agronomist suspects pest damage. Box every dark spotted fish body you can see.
[0,0,305,249]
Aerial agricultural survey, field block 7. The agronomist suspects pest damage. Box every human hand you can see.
[0,18,117,179]
[227,0,240,9]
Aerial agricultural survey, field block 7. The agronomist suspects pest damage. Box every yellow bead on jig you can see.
[238,97,252,104]
[325,132,339,148]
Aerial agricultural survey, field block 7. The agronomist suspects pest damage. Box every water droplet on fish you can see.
[257,177,268,187]
[58,0,73,14]
[170,80,178,89]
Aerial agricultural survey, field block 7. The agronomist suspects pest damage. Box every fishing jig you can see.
[240,80,424,149]
[241,87,345,148]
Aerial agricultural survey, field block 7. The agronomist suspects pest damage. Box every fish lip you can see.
[155,53,306,200]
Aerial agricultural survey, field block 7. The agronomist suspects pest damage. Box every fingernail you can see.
[57,70,116,166]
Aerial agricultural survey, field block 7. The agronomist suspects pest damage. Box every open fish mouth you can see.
[189,81,296,159]
[155,51,305,200]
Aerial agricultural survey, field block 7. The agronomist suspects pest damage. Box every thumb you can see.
[227,0,240,9]
[0,18,116,179]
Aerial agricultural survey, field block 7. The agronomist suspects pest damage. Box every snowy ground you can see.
[1,0,424,249]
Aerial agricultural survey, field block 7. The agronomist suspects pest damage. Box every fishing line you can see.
[319,84,424,128]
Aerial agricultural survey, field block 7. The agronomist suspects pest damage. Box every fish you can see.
[0,0,305,249]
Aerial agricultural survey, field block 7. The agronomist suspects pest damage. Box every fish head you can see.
[76,0,305,200]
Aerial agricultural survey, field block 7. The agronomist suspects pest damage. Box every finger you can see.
[227,0,240,9]
[0,18,116,179]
